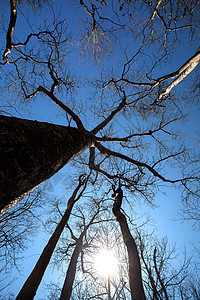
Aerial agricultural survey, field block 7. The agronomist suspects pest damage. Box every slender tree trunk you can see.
[112,187,146,300]
[153,248,169,299]
[59,232,84,300]
[16,179,84,300]
[0,115,93,215]
[59,207,98,300]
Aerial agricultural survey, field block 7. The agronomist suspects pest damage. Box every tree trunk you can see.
[59,206,98,300]
[59,232,84,300]
[16,179,84,300]
[0,115,93,215]
[112,187,146,300]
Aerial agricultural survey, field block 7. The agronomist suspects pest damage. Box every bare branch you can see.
[36,86,85,130]
[152,47,200,104]
[91,95,127,135]
[3,0,17,61]
[94,142,196,184]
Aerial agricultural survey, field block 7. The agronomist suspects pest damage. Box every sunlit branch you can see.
[48,53,59,93]
[150,0,163,21]
[152,46,200,104]
[103,47,200,106]
[80,0,97,34]
[155,9,200,32]
[3,0,17,62]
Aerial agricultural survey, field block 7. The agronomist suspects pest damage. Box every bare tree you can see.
[112,182,146,300]
[59,201,103,300]
[136,231,198,299]
[0,0,199,220]
[0,1,199,298]
[65,203,199,300]
[16,174,89,300]
[0,187,46,272]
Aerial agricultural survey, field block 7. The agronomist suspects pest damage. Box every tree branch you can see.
[152,46,200,104]
[94,142,195,184]
[91,96,127,135]
[3,0,17,62]
[37,86,85,130]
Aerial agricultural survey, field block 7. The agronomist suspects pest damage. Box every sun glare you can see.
[94,248,118,277]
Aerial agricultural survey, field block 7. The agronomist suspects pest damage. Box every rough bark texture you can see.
[112,187,146,300]
[0,115,93,215]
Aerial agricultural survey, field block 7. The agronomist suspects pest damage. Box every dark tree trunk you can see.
[112,186,146,300]
[16,179,84,300]
[59,206,98,300]
[0,115,93,215]
[59,232,84,300]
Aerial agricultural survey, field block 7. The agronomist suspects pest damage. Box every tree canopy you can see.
[0,0,200,299]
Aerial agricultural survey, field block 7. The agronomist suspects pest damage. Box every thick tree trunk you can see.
[59,232,84,300]
[112,187,146,300]
[16,179,84,300]
[0,115,93,215]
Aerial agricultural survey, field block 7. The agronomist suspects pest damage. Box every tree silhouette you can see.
[0,0,199,298]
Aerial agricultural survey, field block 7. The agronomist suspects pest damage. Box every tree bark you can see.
[112,187,146,300]
[3,0,17,61]
[16,178,84,300]
[59,232,84,300]
[0,115,93,215]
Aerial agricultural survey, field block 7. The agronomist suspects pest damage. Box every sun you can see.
[94,248,118,277]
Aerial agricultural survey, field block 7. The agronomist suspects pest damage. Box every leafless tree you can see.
[137,232,199,299]
[0,0,199,221]
[112,182,146,300]
[0,1,199,298]
[62,203,199,300]
[59,200,104,300]
[0,187,46,272]
[16,174,89,299]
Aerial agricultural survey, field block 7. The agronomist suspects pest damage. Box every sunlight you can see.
[94,248,118,277]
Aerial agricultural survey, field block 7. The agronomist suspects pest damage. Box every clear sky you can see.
[0,0,200,299]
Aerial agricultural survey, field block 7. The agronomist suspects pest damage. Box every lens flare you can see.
[94,248,118,277]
